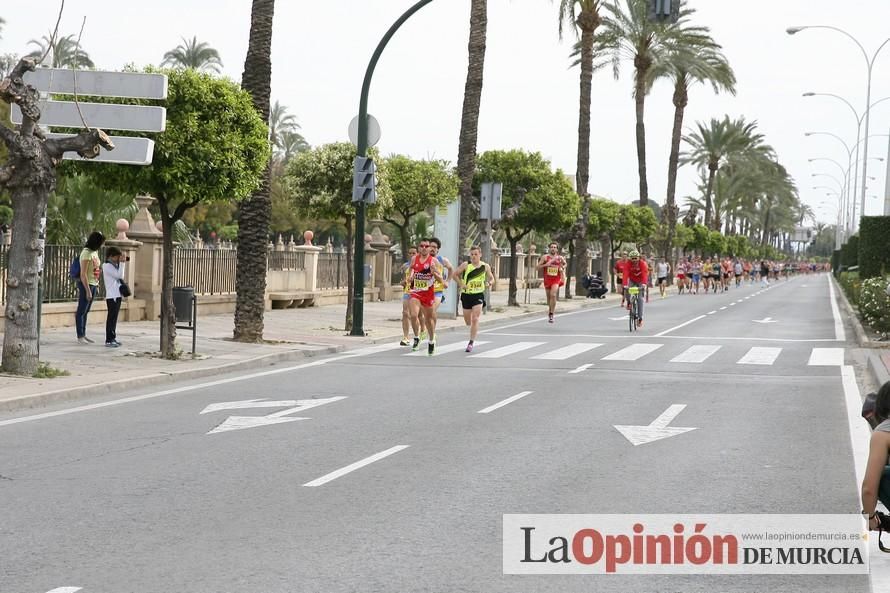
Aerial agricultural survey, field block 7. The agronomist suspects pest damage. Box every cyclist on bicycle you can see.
[622,250,649,328]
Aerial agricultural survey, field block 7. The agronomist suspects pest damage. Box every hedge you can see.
[839,271,862,306]
[858,216,890,279]
[832,249,841,277]
[842,235,860,269]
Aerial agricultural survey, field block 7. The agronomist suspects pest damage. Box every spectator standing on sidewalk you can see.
[76,231,105,344]
[102,246,126,348]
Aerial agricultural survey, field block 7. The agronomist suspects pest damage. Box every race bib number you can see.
[467,278,484,292]
[414,278,431,290]
[546,266,559,276]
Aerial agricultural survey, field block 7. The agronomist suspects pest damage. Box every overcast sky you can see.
[4,0,890,225]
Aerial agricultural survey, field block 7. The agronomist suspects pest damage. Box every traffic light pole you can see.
[351,0,436,336]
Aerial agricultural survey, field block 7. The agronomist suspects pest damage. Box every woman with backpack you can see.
[74,231,105,344]
[861,381,890,532]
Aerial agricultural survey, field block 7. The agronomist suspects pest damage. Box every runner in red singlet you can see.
[537,241,566,323]
[407,239,444,355]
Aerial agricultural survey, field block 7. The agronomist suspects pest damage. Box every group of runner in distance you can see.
[400,240,827,353]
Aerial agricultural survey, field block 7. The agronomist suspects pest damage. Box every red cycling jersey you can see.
[622,259,649,286]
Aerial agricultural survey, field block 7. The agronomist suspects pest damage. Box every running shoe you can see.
[83,336,95,344]
[428,341,435,356]
[412,337,420,351]
[548,312,554,323]
[465,342,474,353]
[636,318,643,328]
[399,338,410,346]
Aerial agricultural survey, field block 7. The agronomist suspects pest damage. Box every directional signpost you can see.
[11,68,167,165]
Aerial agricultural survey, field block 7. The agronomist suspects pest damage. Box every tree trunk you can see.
[344,215,354,332]
[665,80,687,257]
[1,187,48,375]
[634,65,650,207]
[572,14,599,297]
[158,200,178,359]
[457,0,488,254]
[234,0,276,343]
[508,236,519,306]
[704,163,717,228]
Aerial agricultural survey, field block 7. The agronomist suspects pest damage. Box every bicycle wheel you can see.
[628,296,635,332]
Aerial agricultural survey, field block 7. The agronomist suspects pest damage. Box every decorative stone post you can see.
[127,195,164,320]
[369,226,393,301]
[104,219,143,321]
[363,233,378,301]
[294,235,323,292]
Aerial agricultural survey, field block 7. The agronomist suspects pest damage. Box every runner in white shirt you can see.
[656,258,670,298]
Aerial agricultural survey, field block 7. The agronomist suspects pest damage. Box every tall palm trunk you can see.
[234,0,275,343]
[704,161,717,229]
[457,0,487,255]
[572,10,600,296]
[665,78,687,259]
[633,56,651,207]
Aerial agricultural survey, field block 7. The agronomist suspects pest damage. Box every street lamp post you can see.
[804,132,852,235]
[789,26,890,231]
[350,0,436,337]
[813,186,843,248]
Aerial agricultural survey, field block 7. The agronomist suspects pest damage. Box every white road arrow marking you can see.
[46,588,82,593]
[753,317,777,324]
[614,404,697,446]
[200,399,302,414]
[206,397,347,435]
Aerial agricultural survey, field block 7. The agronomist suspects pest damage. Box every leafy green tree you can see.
[26,33,95,68]
[234,0,276,343]
[475,149,580,305]
[611,202,657,255]
[285,142,387,330]
[81,68,268,358]
[162,36,223,73]
[585,196,621,285]
[381,156,458,258]
[47,174,136,245]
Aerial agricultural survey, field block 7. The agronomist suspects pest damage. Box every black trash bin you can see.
[172,286,194,323]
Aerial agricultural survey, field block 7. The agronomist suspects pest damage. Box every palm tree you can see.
[657,38,735,250]
[233,0,275,343]
[269,100,298,148]
[597,0,710,207]
[162,36,223,73]
[277,130,309,163]
[556,0,605,296]
[456,0,488,254]
[26,33,95,68]
[682,116,768,229]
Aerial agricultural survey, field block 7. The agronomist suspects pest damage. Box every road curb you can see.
[867,352,890,389]
[831,275,890,389]
[0,344,346,414]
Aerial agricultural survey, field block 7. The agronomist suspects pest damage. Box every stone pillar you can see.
[294,244,323,292]
[516,253,528,288]
[127,195,164,320]
[490,250,501,291]
[369,226,393,301]
[363,234,378,301]
[104,219,144,321]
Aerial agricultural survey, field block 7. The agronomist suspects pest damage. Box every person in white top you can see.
[656,258,670,298]
[101,246,126,347]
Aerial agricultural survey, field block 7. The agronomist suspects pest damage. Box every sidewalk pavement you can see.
[0,288,620,412]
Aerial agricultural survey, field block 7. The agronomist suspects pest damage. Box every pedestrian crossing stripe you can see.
[398,341,846,367]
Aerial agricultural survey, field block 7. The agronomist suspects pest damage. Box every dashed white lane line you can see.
[568,363,594,374]
[45,589,82,593]
[303,445,410,487]
[478,391,535,414]
[719,306,728,310]
[653,314,707,337]
[708,310,718,315]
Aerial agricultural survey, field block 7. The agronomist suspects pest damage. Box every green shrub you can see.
[832,249,841,277]
[839,271,862,306]
[859,277,890,336]
[858,216,890,279]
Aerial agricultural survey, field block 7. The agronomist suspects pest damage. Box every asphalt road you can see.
[0,273,872,593]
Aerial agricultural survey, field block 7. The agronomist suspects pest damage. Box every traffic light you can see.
[649,0,680,23]
[352,156,377,203]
